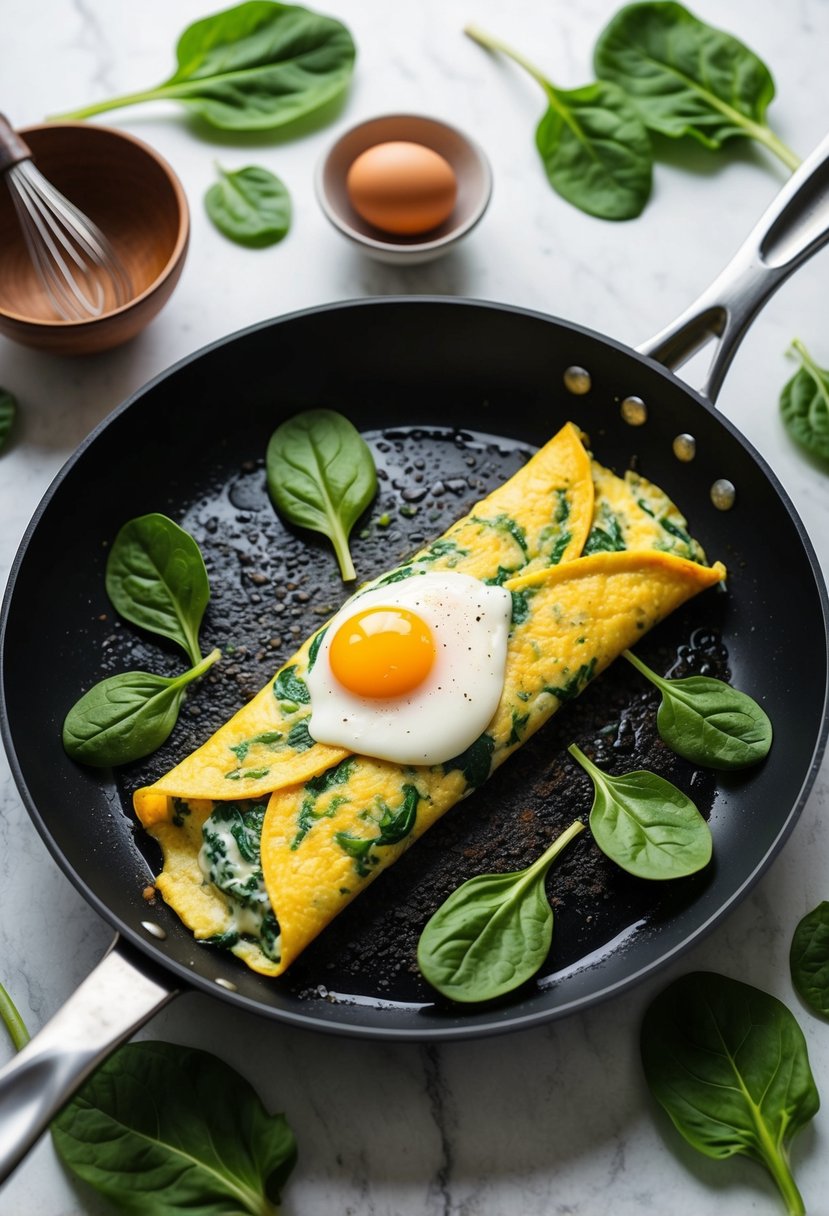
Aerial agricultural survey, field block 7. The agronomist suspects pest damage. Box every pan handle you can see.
[0,936,176,1186]
[637,130,829,402]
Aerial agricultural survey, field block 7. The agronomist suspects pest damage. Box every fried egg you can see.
[305,571,512,765]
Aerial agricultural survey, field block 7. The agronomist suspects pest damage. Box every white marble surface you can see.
[2,0,829,1212]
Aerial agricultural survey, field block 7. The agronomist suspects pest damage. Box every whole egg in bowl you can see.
[305,571,512,765]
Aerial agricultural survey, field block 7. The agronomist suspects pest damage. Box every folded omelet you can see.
[134,422,725,976]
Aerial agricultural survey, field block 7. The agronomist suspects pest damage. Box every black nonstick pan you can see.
[1,137,829,1182]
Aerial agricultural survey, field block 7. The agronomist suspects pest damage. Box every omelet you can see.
[134,422,725,976]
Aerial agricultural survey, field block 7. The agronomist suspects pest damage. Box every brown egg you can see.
[345,141,458,236]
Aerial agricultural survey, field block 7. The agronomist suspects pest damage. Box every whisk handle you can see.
[0,115,32,175]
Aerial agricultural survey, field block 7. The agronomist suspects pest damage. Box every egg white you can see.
[306,571,512,765]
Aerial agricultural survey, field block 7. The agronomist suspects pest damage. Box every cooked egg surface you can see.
[262,550,726,975]
[306,573,512,765]
[133,421,726,978]
[346,141,458,235]
[135,421,594,808]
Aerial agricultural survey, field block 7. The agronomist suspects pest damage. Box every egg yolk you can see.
[329,606,435,698]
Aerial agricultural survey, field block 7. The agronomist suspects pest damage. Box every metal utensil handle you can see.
[0,938,176,1185]
[638,131,829,402]
[0,114,31,175]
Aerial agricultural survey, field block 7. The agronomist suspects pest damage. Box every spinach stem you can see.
[738,1071,806,1215]
[49,88,168,122]
[791,338,829,407]
[0,982,30,1052]
[526,819,585,882]
[754,127,801,172]
[179,647,222,688]
[722,97,797,169]
[717,1011,806,1213]
[567,741,597,776]
[764,1138,806,1216]
[464,25,553,93]
[622,648,663,687]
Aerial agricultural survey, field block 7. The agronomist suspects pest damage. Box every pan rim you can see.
[2,294,828,1041]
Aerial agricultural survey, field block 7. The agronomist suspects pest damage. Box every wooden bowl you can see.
[0,123,189,355]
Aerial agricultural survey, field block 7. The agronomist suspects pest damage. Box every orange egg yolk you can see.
[328,606,435,698]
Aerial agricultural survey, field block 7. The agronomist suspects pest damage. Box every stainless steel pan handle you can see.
[638,131,829,402]
[0,938,176,1185]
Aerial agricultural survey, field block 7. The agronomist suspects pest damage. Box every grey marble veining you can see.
[2,1,829,1213]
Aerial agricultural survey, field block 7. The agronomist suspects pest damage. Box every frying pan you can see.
[1,135,829,1183]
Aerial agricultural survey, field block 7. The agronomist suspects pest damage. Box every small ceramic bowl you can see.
[0,122,189,355]
[316,114,492,266]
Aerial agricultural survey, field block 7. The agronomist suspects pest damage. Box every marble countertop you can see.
[3,0,829,1212]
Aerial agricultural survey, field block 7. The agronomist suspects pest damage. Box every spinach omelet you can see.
[134,422,725,976]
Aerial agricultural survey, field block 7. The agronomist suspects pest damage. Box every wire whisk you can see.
[0,113,133,322]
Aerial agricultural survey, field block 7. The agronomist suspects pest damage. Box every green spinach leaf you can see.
[266,408,377,581]
[623,648,772,769]
[52,1,356,132]
[273,664,310,705]
[417,820,584,1003]
[568,742,711,879]
[335,784,421,876]
[465,25,652,220]
[593,2,798,170]
[52,1041,296,1215]
[106,513,210,667]
[0,980,29,1052]
[791,901,829,1019]
[0,388,17,453]
[780,339,829,463]
[642,971,818,1216]
[376,783,420,846]
[206,164,292,247]
[63,649,220,768]
[442,732,495,788]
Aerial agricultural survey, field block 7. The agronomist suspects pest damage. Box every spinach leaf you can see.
[307,626,328,670]
[285,720,315,751]
[375,783,420,846]
[273,664,310,704]
[334,831,375,876]
[791,901,829,1019]
[594,2,798,170]
[63,649,220,768]
[206,164,292,247]
[442,732,495,788]
[52,1041,297,1215]
[266,409,377,581]
[0,980,29,1052]
[471,513,528,557]
[335,785,421,877]
[465,25,652,220]
[52,1,356,132]
[641,971,818,1216]
[304,756,354,797]
[780,339,829,463]
[0,388,17,453]
[623,648,772,770]
[106,513,210,667]
[417,820,584,1003]
[583,505,626,554]
[568,743,711,879]
[544,658,597,704]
